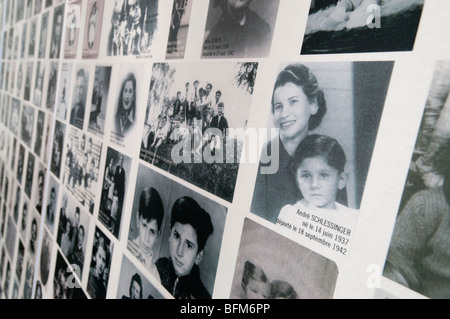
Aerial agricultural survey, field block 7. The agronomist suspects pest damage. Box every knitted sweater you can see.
[384,187,450,299]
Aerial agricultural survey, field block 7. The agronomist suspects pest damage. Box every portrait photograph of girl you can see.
[110,64,144,151]
[251,61,394,246]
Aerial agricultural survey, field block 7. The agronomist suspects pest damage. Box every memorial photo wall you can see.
[0,0,448,301]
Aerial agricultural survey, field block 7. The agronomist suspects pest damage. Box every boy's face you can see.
[243,278,270,299]
[296,156,346,209]
[169,222,203,277]
[136,216,159,256]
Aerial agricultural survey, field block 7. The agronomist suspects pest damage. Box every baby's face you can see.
[296,156,345,209]
[244,278,270,299]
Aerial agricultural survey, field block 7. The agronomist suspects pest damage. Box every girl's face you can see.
[243,279,270,299]
[122,80,134,111]
[296,156,346,209]
[273,83,318,143]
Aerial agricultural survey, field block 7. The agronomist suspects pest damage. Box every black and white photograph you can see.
[38,227,53,289]
[82,0,105,59]
[5,215,17,261]
[46,61,58,111]
[87,227,113,299]
[16,144,25,186]
[56,63,73,122]
[166,0,193,60]
[64,0,82,59]
[88,65,112,136]
[19,196,29,242]
[24,152,35,199]
[38,11,49,59]
[202,0,280,59]
[20,103,35,149]
[34,0,43,15]
[301,0,425,55]
[32,162,45,214]
[104,0,160,57]
[50,120,65,178]
[69,65,90,130]
[9,98,21,137]
[140,62,258,202]
[34,110,45,158]
[251,62,394,254]
[33,61,45,108]
[16,0,26,23]
[53,250,87,299]
[15,240,25,280]
[127,164,227,299]
[98,147,131,239]
[15,62,23,98]
[27,16,38,58]
[63,128,102,214]
[21,256,35,299]
[23,62,33,102]
[116,254,165,299]
[12,183,21,223]
[56,190,90,281]
[44,176,59,234]
[383,61,450,300]
[42,113,53,165]
[110,64,144,149]
[231,218,338,299]
[49,4,64,59]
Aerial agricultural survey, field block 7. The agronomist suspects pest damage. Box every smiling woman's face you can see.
[122,80,134,111]
[272,82,318,143]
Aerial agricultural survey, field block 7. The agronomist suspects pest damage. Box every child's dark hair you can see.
[291,134,347,173]
[272,64,327,131]
[170,196,214,252]
[138,187,164,231]
[241,261,269,288]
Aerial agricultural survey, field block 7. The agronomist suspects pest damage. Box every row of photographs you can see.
[0,0,426,62]
[0,0,447,300]
[0,56,447,299]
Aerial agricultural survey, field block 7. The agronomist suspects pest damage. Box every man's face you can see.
[169,222,203,277]
[218,106,224,116]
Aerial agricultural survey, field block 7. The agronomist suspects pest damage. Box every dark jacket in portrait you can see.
[156,257,211,299]
[209,114,229,137]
